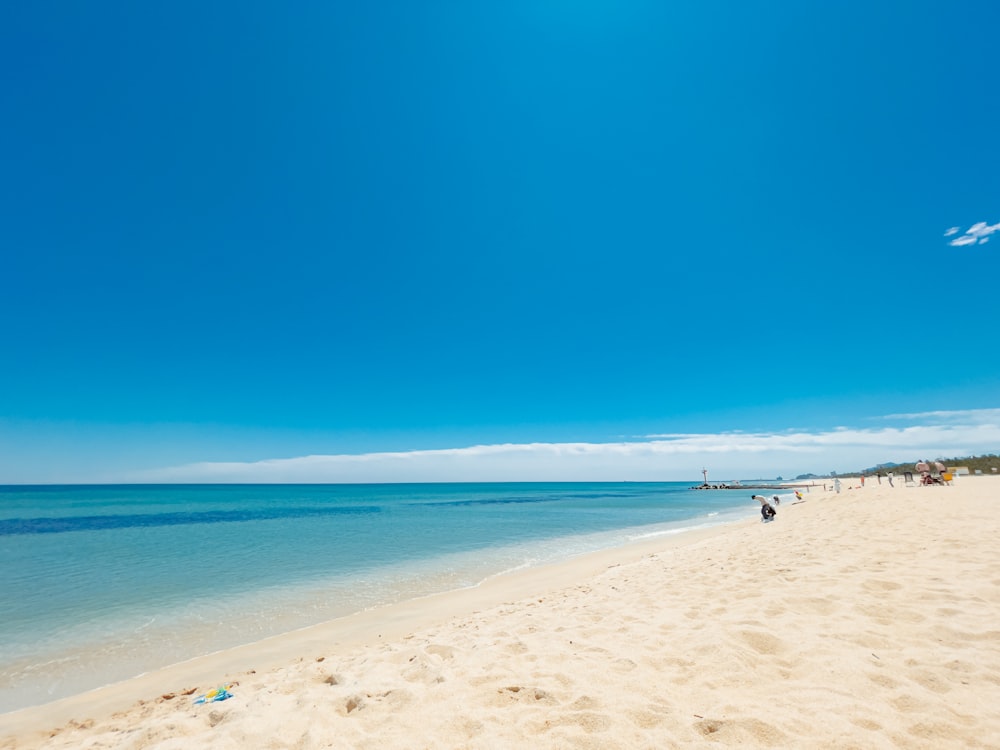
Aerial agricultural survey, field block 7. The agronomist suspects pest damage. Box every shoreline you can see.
[0,483,749,714]
[0,514,750,738]
[0,500,750,717]
[4,477,999,748]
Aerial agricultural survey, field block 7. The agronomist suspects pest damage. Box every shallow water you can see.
[0,482,763,712]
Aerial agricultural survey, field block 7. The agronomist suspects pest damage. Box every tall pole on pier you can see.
[702,467,708,485]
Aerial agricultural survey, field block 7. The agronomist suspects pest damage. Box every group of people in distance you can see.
[753,460,950,523]
[916,459,948,485]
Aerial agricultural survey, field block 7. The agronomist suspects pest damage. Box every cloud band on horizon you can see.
[133,409,1000,483]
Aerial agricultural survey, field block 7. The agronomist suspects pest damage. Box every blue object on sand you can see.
[193,686,232,704]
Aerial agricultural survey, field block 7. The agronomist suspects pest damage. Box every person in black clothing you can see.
[752,495,777,523]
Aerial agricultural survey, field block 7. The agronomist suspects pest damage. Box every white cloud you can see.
[949,220,1000,246]
[879,408,1000,424]
[965,221,997,237]
[134,411,1000,483]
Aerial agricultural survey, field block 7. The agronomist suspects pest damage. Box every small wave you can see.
[480,558,541,582]
[625,523,712,542]
[133,617,157,632]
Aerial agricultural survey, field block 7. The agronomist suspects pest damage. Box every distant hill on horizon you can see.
[794,454,999,479]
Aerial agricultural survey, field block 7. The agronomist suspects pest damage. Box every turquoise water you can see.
[0,482,763,712]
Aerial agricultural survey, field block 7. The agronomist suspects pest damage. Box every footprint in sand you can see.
[425,643,456,660]
[890,692,932,713]
[737,630,786,656]
[850,717,882,732]
[503,640,530,655]
[627,708,667,729]
[908,669,951,694]
[493,685,558,706]
[862,579,903,592]
[694,717,787,745]
[786,596,838,616]
[544,711,613,734]
[568,695,601,710]
[867,671,899,690]
[611,657,638,672]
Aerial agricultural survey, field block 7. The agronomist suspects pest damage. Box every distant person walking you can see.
[887,471,894,487]
[834,478,842,494]
[876,472,883,485]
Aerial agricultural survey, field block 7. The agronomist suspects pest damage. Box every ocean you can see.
[0,482,765,713]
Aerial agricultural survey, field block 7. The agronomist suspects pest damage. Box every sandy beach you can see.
[3,476,999,749]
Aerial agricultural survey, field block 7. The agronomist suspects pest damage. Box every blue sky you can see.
[2,1,998,483]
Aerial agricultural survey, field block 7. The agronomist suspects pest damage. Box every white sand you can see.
[3,476,999,749]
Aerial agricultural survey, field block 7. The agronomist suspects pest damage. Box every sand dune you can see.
[3,476,999,748]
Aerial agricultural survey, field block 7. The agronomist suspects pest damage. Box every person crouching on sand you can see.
[753,495,777,523]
